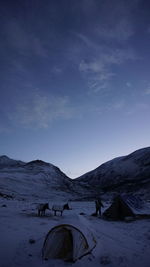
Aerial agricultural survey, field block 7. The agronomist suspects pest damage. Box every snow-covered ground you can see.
[0,198,150,267]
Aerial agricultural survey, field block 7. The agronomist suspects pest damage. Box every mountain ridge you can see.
[0,147,150,200]
[0,155,76,200]
[75,147,150,197]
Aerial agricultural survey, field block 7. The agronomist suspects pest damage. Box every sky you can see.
[0,0,150,178]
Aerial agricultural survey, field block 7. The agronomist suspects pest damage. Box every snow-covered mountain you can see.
[76,147,150,196]
[0,147,150,201]
[0,155,24,166]
[0,156,79,200]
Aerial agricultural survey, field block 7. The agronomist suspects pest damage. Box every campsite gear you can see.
[95,198,104,216]
[42,215,96,262]
[103,195,135,220]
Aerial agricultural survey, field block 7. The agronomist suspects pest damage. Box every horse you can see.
[37,203,49,216]
[52,203,70,216]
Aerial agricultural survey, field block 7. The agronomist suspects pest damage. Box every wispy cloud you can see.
[144,86,150,95]
[51,66,63,75]
[87,71,115,93]
[79,60,104,73]
[76,33,99,51]
[104,100,126,112]
[73,0,139,94]
[97,18,134,42]
[112,100,125,110]
[7,92,74,129]
[78,37,136,93]
[126,102,150,115]
[126,82,132,87]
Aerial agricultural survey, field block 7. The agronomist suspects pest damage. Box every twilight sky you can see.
[0,0,150,178]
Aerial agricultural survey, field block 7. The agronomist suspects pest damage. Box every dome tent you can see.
[42,215,96,262]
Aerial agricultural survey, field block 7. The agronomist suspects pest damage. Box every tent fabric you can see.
[43,226,73,260]
[103,195,135,220]
[42,215,96,262]
[121,195,143,210]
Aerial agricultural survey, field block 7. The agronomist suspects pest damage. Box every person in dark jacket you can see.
[95,198,104,216]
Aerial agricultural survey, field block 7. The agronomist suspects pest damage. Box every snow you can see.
[0,155,24,167]
[77,147,150,196]
[0,198,149,267]
[0,151,150,266]
[0,156,76,201]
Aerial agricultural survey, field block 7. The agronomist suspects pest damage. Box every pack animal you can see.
[52,203,70,216]
[37,203,49,216]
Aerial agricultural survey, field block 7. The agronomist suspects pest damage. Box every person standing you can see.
[95,197,104,216]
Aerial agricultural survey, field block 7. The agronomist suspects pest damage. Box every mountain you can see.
[0,156,80,201]
[0,147,150,201]
[76,147,150,197]
[0,155,24,167]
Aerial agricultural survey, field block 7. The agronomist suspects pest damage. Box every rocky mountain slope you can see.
[0,147,150,201]
[0,156,80,200]
[76,147,150,197]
